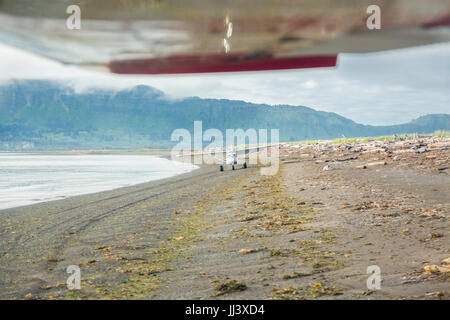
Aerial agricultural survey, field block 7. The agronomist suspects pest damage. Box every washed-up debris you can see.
[415,146,428,153]
[39,284,53,290]
[213,280,247,296]
[239,248,257,254]
[335,156,358,162]
[420,209,446,218]
[423,258,450,273]
[423,264,450,273]
[353,201,383,211]
[280,135,449,173]
[272,282,342,299]
[356,161,386,169]
[367,161,386,167]
[282,271,311,279]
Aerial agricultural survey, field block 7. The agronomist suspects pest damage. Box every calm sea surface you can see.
[0,153,198,210]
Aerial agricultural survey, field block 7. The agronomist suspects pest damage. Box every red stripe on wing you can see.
[109,53,338,74]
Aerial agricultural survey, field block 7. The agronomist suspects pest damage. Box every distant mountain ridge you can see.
[0,80,449,150]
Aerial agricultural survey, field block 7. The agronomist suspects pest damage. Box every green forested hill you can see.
[0,80,448,150]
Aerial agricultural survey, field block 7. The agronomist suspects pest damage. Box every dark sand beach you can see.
[0,141,448,300]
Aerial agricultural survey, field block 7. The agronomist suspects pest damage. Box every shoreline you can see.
[0,149,172,156]
[0,152,197,212]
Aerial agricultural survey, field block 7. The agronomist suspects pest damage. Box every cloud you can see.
[0,42,449,125]
[300,80,318,89]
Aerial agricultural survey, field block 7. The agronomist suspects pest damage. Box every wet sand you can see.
[0,164,251,299]
[0,147,448,299]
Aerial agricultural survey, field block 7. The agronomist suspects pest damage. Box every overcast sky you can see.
[0,42,449,125]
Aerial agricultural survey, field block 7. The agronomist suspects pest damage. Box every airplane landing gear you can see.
[232,165,235,170]
[243,162,247,169]
[220,165,224,171]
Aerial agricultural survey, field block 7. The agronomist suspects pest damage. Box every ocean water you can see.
[0,153,198,210]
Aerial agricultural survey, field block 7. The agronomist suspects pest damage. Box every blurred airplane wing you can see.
[0,0,449,74]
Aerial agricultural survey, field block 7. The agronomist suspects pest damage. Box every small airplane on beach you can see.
[216,146,270,171]
[219,150,243,171]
